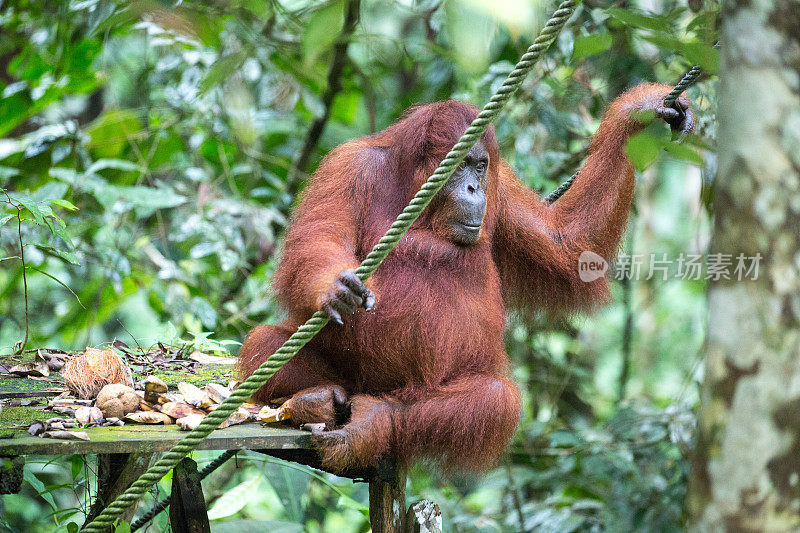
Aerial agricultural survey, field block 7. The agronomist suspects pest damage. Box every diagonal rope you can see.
[81,1,579,530]
[129,450,237,532]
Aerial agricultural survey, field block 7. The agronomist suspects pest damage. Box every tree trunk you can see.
[688,2,800,531]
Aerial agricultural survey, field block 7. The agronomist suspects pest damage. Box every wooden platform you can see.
[0,370,427,532]
[0,422,312,456]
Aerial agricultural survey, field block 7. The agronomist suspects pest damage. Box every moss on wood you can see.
[0,405,58,429]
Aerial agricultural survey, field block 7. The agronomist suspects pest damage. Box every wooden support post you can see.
[169,457,211,533]
[86,453,151,527]
[369,459,406,533]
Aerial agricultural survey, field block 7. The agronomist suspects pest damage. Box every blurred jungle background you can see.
[0,0,718,531]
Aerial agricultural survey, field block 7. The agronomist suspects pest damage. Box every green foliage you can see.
[0,0,717,531]
[304,0,347,67]
[572,32,613,61]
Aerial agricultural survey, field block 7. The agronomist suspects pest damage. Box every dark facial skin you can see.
[319,143,490,326]
[440,141,489,245]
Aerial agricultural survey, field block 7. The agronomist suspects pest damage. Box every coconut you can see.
[95,384,139,419]
[60,348,133,399]
[257,405,290,424]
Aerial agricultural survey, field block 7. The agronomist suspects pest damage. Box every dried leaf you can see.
[240,403,261,415]
[39,430,90,441]
[178,382,213,409]
[143,376,168,403]
[139,399,157,411]
[48,398,93,408]
[160,401,206,419]
[40,350,66,371]
[203,383,230,404]
[112,340,131,353]
[157,392,183,405]
[9,354,50,377]
[47,398,92,411]
[51,406,77,416]
[219,407,253,429]
[188,351,236,365]
[27,421,45,436]
[7,399,37,407]
[142,375,167,389]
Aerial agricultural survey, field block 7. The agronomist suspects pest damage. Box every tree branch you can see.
[286,0,361,196]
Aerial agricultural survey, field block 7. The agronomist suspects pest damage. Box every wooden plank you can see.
[0,362,234,400]
[169,457,211,533]
[0,423,312,456]
[0,376,65,399]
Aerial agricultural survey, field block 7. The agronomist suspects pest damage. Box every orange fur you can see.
[238,84,684,472]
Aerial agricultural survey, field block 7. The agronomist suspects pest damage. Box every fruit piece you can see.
[95,384,139,419]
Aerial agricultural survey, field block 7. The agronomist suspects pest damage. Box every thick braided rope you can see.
[663,64,702,107]
[129,450,237,532]
[543,169,579,203]
[81,2,578,530]
[664,42,717,107]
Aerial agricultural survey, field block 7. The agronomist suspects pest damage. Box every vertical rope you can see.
[545,53,712,203]
[663,64,703,107]
[81,2,579,530]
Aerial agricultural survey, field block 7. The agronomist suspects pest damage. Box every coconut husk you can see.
[142,376,168,403]
[60,347,133,399]
[125,411,174,425]
[219,407,254,429]
[177,414,205,430]
[177,382,213,409]
[159,401,206,419]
